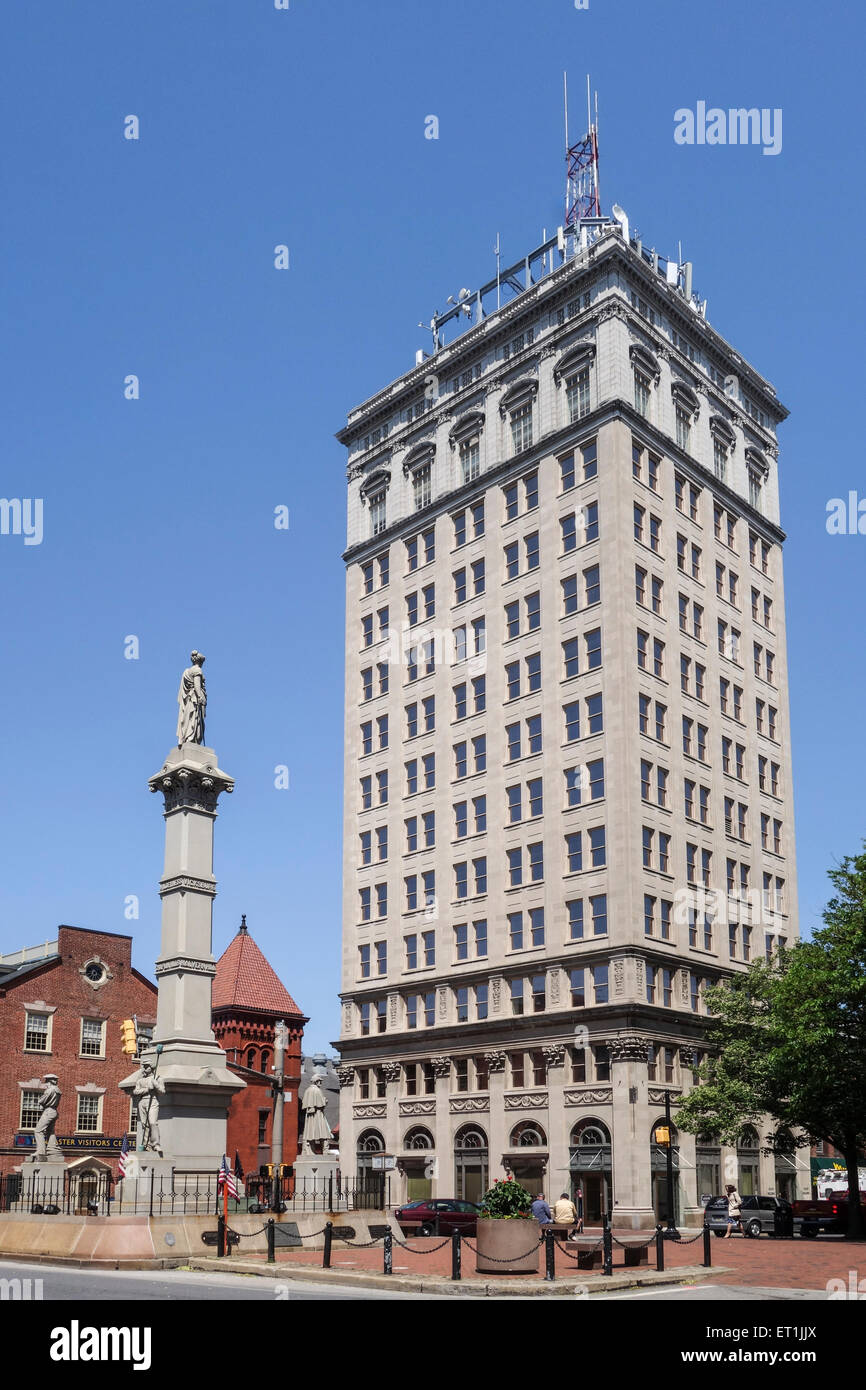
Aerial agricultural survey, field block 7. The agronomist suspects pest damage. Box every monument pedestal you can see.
[120,737,244,1178]
[23,1155,67,1206]
[293,1151,340,1203]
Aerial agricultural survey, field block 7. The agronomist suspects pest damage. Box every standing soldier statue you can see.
[134,1062,165,1156]
[33,1074,62,1160]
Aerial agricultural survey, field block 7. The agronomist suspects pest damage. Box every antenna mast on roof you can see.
[564,72,601,226]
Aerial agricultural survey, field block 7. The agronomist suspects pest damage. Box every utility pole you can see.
[270,1020,289,1212]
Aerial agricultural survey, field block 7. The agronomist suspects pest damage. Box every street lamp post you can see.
[270,1020,289,1213]
[661,1089,680,1240]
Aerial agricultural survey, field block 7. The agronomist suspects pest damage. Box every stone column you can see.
[608,1034,655,1229]
[120,741,244,1178]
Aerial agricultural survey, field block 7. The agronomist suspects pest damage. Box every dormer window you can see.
[746,448,769,515]
[629,345,660,421]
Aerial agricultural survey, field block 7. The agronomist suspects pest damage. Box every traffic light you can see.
[120,1019,138,1056]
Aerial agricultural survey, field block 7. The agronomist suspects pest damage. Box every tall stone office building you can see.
[335,218,808,1226]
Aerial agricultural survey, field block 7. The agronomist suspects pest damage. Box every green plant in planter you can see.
[480,1176,533,1219]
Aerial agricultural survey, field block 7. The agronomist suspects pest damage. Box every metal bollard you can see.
[383,1228,393,1275]
[267,1219,275,1264]
[544,1229,556,1282]
[702,1224,712,1268]
[323,1220,333,1269]
[451,1229,462,1281]
[602,1216,613,1277]
[655,1224,665,1272]
[217,1213,226,1259]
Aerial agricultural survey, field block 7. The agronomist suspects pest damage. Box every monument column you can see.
[120,652,244,1181]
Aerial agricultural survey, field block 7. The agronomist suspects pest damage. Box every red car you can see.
[395,1198,481,1236]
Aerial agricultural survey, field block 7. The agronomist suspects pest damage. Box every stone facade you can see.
[335,225,810,1225]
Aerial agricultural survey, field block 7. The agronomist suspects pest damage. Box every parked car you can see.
[792,1194,866,1237]
[703,1194,793,1237]
[395,1198,481,1236]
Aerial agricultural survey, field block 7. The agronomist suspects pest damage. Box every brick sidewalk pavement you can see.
[220,1228,866,1293]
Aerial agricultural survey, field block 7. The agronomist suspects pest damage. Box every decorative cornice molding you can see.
[154,957,216,979]
[159,875,217,898]
[398,1100,436,1116]
[542,1044,566,1069]
[430,1054,451,1078]
[564,1087,613,1106]
[504,1091,548,1110]
[450,1096,490,1113]
[336,1066,355,1088]
[381,1062,402,1083]
[648,1088,683,1106]
[352,1103,387,1119]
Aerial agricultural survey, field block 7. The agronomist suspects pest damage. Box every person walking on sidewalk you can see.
[724,1183,742,1237]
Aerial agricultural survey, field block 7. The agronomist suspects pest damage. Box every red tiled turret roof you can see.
[213,917,305,1018]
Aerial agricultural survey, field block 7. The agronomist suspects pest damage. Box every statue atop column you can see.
[133,1063,165,1156]
[300,1075,333,1155]
[176,651,207,746]
[32,1074,62,1160]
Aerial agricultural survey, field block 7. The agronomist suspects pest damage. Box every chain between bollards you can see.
[323,1220,333,1269]
[383,1228,393,1275]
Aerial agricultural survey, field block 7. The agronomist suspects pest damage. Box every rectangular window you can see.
[25,1012,51,1052]
[80,1019,104,1057]
[76,1093,101,1133]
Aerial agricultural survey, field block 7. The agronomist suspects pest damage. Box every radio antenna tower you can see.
[564,73,600,226]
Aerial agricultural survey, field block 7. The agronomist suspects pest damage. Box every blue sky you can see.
[1,0,863,1051]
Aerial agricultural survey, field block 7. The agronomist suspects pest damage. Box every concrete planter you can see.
[474,1217,540,1273]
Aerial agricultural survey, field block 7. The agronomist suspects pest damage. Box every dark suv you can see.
[704,1194,793,1237]
[394,1198,481,1236]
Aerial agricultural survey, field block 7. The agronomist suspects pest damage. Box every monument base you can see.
[293,1151,340,1202]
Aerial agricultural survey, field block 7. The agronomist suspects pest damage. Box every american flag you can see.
[118,1133,130,1180]
[218,1154,238,1199]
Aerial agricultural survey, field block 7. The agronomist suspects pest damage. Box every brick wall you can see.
[0,925,157,1173]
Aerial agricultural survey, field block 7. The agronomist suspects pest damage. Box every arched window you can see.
[357,1129,385,1154]
[570,1119,611,1147]
[260,1051,270,1074]
[403,1126,434,1151]
[454,1125,487,1150]
[510,1121,547,1148]
[738,1125,760,1151]
[246,1048,256,1070]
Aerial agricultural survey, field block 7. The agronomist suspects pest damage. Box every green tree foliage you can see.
[677,847,866,1237]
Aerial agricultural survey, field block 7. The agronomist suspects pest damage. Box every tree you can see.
[677,847,866,1238]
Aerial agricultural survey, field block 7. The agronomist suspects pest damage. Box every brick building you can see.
[0,925,158,1185]
[213,917,307,1181]
[1,920,307,1189]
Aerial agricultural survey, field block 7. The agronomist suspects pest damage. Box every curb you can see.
[185,1256,727,1296]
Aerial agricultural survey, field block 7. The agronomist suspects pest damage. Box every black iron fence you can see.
[0,1169,114,1216]
[0,1170,392,1217]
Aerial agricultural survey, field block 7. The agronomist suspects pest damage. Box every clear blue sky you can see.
[1,0,863,1052]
